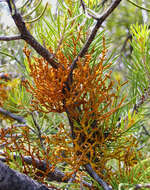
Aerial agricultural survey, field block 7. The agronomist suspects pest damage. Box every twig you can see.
[85,163,112,190]
[80,0,86,13]
[0,35,22,41]
[0,107,36,133]
[20,156,68,183]
[0,107,26,123]
[2,0,59,69]
[132,86,150,114]
[31,112,45,151]
[134,183,150,189]
[80,0,102,20]
[142,125,150,136]
[127,0,150,12]
[65,172,76,190]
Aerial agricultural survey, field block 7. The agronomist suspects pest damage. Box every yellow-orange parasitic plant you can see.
[11,36,139,183]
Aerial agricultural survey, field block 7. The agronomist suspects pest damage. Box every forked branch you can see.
[1,0,59,69]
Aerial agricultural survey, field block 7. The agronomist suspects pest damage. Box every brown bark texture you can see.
[0,161,53,190]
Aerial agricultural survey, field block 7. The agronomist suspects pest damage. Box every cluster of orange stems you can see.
[0,35,140,186]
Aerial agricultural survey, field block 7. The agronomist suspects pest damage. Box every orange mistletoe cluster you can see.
[22,37,139,182]
[23,47,69,113]
[23,37,121,116]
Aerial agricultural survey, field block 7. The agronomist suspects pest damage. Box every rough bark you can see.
[0,161,52,190]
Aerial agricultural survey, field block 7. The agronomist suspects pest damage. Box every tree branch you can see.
[0,155,92,188]
[0,35,22,41]
[85,163,112,190]
[65,0,122,141]
[19,156,68,183]
[80,0,102,20]
[80,0,86,13]
[0,107,26,123]
[134,184,150,189]
[0,160,52,190]
[3,0,59,69]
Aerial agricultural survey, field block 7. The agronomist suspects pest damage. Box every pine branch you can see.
[85,163,112,190]
[1,0,59,69]
[0,160,52,190]
[0,107,26,123]
[18,156,67,183]
[0,35,22,41]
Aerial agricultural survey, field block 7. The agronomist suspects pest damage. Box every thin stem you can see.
[132,86,150,114]
[0,35,22,41]
[80,0,86,13]
[31,112,45,151]
[127,0,150,12]
[24,2,48,23]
